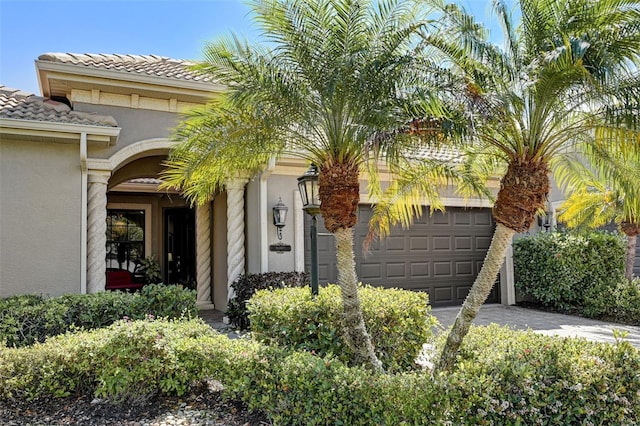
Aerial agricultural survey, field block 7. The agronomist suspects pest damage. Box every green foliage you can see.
[135,255,163,284]
[441,325,640,425]
[584,278,640,325]
[248,285,438,372]
[513,231,626,311]
[226,272,308,330]
[0,318,216,402]
[137,284,197,319]
[3,320,638,425]
[0,284,196,347]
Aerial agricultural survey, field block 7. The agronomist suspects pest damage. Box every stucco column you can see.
[196,201,214,309]
[226,178,248,300]
[86,171,110,293]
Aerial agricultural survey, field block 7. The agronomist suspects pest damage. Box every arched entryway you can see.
[85,139,217,309]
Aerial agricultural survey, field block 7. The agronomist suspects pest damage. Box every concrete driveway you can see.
[431,304,640,348]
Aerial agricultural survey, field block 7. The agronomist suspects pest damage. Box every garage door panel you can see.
[306,206,500,307]
[454,211,471,225]
[476,236,492,250]
[386,262,407,278]
[432,213,451,225]
[386,236,406,251]
[455,260,473,276]
[433,261,452,277]
[433,236,451,251]
[455,236,472,250]
[410,262,430,277]
[409,236,429,250]
[360,263,381,279]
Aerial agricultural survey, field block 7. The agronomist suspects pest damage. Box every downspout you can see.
[80,133,88,293]
[259,156,277,272]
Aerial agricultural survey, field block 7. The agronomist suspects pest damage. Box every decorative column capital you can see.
[88,171,110,185]
[225,177,249,191]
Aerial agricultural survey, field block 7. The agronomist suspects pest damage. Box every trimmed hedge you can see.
[513,231,627,313]
[248,285,438,372]
[0,284,197,347]
[226,272,308,330]
[1,319,638,425]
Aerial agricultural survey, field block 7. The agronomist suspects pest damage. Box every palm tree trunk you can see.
[625,233,638,280]
[334,226,384,373]
[435,223,516,373]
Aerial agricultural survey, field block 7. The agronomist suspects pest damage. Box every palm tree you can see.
[424,0,640,372]
[163,0,450,372]
[557,134,640,280]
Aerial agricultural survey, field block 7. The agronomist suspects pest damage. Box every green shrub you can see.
[226,272,308,330]
[585,278,640,324]
[248,284,438,372]
[1,319,638,425]
[514,231,625,311]
[441,325,640,425]
[0,317,217,402]
[0,284,196,347]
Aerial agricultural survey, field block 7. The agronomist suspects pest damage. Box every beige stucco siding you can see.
[0,138,81,296]
[73,103,179,159]
[267,174,298,272]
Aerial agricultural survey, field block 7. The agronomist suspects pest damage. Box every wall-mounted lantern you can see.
[272,197,288,240]
[537,207,553,232]
[297,164,321,296]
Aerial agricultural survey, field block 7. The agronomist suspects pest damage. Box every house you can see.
[0,52,524,310]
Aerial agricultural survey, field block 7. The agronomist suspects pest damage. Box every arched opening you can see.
[105,154,196,290]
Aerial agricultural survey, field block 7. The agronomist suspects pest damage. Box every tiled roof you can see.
[409,146,465,163]
[38,53,214,83]
[0,86,118,127]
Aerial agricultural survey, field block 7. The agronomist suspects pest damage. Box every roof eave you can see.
[0,117,121,145]
[35,60,225,99]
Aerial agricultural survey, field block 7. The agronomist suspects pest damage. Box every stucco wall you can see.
[267,174,299,272]
[245,178,261,274]
[73,103,179,159]
[213,193,228,310]
[0,138,81,296]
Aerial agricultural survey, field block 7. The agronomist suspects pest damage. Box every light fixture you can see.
[297,164,321,296]
[272,197,288,240]
[297,164,321,216]
[537,206,553,232]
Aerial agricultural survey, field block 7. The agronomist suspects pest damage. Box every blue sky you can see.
[1,0,505,95]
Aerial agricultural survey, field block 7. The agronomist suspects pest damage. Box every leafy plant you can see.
[226,272,308,330]
[135,255,163,284]
[513,231,626,313]
[0,285,196,347]
[248,284,438,372]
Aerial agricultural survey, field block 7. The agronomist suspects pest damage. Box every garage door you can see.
[305,205,500,307]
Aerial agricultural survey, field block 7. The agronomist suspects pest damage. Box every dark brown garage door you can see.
[305,205,500,307]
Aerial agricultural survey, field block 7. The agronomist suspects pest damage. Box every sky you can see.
[1,0,505,95]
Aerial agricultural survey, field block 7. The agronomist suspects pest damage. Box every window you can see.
[106,209,145,272]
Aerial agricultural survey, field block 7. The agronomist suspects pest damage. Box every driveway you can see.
[431,304,640,348]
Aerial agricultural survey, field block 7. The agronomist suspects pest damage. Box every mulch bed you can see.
[0,382,270,426]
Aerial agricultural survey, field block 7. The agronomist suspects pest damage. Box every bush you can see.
[2,320,638,425]
[514,231,625,311]
[248,284,438,372]
[0,284,197,347]
[585,278,640,324]
[226,272,308,330]
[441,325,640,425]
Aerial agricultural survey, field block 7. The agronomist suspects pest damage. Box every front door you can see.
[165,208,196,288]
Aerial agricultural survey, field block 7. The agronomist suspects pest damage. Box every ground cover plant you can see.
[514,231,640,324]
[0,284,196,347]
[1,317,638,425]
